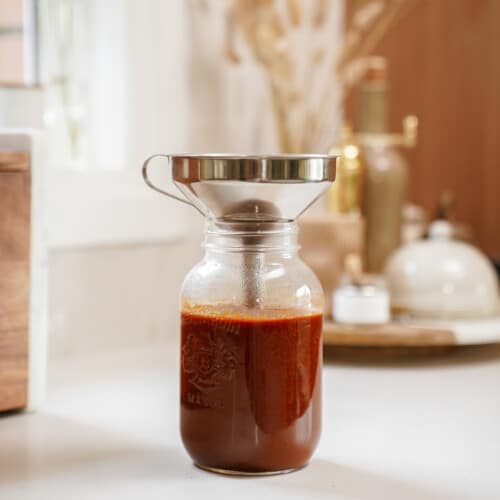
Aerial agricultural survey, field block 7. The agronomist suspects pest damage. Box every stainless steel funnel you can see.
[142,154,337,221]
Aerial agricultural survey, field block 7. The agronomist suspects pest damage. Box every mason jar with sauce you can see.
[142,154,337,475]
[180,220,323,475]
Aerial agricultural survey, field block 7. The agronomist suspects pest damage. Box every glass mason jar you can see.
[180,220,323,475]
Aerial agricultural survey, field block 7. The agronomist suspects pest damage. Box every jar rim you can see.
[204,220,299,253]
[205,219,297,237]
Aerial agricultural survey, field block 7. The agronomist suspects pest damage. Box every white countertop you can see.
[1,341,500,500]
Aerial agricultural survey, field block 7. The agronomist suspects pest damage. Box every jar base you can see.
[195,463,306,477]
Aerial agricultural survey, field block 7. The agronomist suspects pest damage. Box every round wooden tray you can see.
[323,317,500,347]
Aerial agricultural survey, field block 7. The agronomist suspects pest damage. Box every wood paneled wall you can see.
[345,0,500,257]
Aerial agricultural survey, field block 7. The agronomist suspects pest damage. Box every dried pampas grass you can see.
[194,0,416,153]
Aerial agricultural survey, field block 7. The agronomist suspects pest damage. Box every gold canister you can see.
[327,124,364,215]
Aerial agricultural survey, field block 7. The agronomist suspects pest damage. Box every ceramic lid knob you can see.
[428,220,453,240]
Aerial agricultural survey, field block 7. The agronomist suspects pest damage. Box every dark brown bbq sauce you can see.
[180,307,322,473]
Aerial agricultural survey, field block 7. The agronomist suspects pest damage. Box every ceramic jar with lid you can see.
[385,221,500,319]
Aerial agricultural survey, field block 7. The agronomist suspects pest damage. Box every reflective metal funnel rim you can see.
[143,154,338,221]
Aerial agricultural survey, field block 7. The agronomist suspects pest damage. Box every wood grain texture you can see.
[0,329,27,411]
[0,151,30,172]
[345,0,500,257]
[0,169,30,412]
[323,320,455,347]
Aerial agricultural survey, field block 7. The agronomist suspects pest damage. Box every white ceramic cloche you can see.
[385,220,500,319]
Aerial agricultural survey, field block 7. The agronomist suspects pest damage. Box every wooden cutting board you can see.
[0,151,30,412]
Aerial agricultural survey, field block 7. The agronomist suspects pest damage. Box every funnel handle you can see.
[142,154,203,215]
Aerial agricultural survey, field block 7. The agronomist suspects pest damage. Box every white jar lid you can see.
[333,284,390,325]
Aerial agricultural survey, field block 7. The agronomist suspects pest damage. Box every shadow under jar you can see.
[180,220,323,475]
